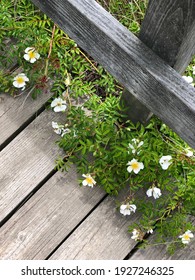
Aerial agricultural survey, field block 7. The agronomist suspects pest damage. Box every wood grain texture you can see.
[0,109,64,223]
[129,217,195,260]
[49,195,141,260]
[0,167,105,259]
[122,0,195,123]
[31,0,195,149]
[130,239,195,260]
[140,0,195,73]
[121,90,153,124]
[0,91,53,148]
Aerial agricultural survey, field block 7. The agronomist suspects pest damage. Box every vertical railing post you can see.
[122,0,195,124]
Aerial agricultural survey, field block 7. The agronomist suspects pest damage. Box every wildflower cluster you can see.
[2,0,195,255]
[12,47,40,91]
[55,93,195,252]
[0,0,100,99]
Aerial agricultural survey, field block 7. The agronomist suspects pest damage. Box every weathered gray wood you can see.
[122,0,195,123]
[121,92,153,124]
[130,238,195,260]
[0,167,105,259]
[0,90,53,148]
[0,109,64,223]
[129,217,195,260]
[50,195,141,260]
[31,0,195,149]
[140,0,195,73]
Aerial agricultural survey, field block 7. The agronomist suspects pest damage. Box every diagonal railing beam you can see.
[31,0,195,148]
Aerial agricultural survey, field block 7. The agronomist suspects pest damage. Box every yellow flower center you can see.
[131,162,139,170]
[183,234,190,241]
[16,77,25,84]
[57,101,62,106]
[86,177,93,184]
[28,51,36,59]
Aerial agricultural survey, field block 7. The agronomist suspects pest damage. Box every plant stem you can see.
[45,24,56,76]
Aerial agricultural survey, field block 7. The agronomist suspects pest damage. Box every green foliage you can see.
[0,0,115,98]
[96,0,148,33]
[55,59,195,253]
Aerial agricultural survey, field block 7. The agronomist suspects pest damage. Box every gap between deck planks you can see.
[0,91,140,260]
[0,166,106,259]
[49,195,142,260]
[48,205,195,260]
[0,108,65,223]
[0,90,141,260]
[0,90,54,149]
[0,92,104,259]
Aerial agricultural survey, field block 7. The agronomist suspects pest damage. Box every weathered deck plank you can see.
[0,166,105,259]
[0,109,64,223]
[130,240,195,260]
[0,90,53,148]
[49,196,141,260]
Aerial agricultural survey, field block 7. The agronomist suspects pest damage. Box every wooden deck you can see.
[0,90,195,260]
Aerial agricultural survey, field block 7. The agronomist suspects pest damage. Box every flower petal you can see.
[82,180,88,186]
[29,57,37,63]
[146,188,153,197]
[127,166,132,173]
[25,47,34,53]
[24,54,30,61]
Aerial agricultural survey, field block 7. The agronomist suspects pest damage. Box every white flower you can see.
[146,186,162,199]
[82,174,96,188]
[13,73,29,90]
[61,128,71,137]
[185,148,193,157]
[147,229,153,234]
[182,76,193,86]
[131,229,140,241]
[52,122,70,136]
[128,143,136,154]
[192,66,195,75]
[51,97,67,112]
[179,230,194,244]
[24,47,40,63]
[127,158,144,174]
[65,73,71,87]
[137,141,144,148]
[120,204,136,216]
[159,155,172,170]
[52,121,62,135]
[128,139,143,154]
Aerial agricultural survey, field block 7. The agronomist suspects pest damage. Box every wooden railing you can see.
[31,0,195,148]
